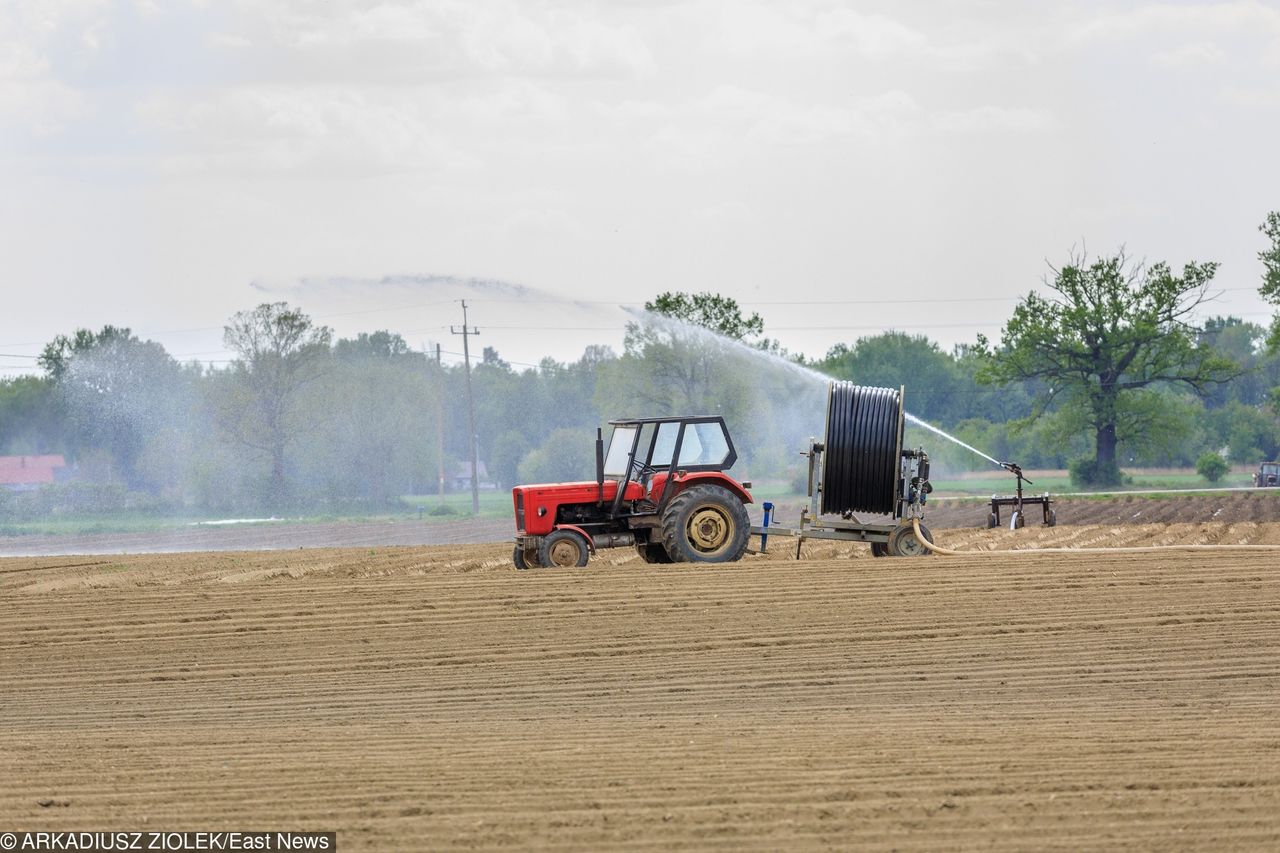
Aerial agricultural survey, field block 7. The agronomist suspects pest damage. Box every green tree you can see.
[1199,317,1272,409]
[1259,211,1280,309]
[978,250,1240,485]
[333,331,412,361]
[1196,451,1229,483]
[217,303,332,509]
[38,325,137,382]
[517,428,596,484]
[39,326,190,489]
[645,292,764,342]
[818,333,964,425]
[0,376,64,455]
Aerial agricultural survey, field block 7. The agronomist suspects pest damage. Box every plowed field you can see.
[3,524,1280,850]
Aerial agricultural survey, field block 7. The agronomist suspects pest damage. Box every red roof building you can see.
[0,455,67,489]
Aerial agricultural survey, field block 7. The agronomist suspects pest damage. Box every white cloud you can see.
[933,105,1058,135]
[1151,42,1226,67]
[0,38,87,133]
[238,0,655,81]
[817,7,928,60]
[137,86,480,178]
[1072,0,1280,41]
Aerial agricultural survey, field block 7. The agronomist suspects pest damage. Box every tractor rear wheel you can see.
[538,530,590,568]
[659,484,751,564]
[635,542,674,563]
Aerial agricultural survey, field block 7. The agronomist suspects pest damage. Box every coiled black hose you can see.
[821,383,902,515]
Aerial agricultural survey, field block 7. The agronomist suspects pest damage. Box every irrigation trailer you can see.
[510,382,935,568]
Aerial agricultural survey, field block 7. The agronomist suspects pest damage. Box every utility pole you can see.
[451,301,480,514]
[435,343,445,508]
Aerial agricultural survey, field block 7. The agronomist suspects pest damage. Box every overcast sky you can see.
[2,0,1278,374]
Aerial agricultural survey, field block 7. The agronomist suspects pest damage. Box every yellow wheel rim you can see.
[687,506,731,554]
[549,539,581,566]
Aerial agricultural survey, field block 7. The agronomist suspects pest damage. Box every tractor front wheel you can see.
[512,545,538,571]
[538,529,590,568]
[659,484,751,564]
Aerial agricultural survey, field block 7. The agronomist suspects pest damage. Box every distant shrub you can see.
[0,481,179,521]
[1067,457,1124,488]
[427,504,458,516]
[1195,451,1229,483]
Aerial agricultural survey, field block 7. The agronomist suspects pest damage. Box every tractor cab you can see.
[511,416,753,569]
[603,416,739,511]
[1255,462,1280,487]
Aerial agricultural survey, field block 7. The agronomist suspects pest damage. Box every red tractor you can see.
[511,416,753,569]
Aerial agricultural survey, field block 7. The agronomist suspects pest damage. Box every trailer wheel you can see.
[512,546,538,571]
[887,522,933,557]
[986,512,998,529]
[870,542,889,558]
[538,529,590,568]
[660,484,751,563]
[635,542,674,563]
[1045,509,1056,527]
[1010,511,1025,530]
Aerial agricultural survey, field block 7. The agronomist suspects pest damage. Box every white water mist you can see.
[627,309,1006,470]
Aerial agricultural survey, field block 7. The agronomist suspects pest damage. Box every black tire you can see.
[886,522,933,557]
[987,512,998,529]
[538,529,590,568]
[635,542,674,563]
[512,545,536,571]
[659,484,751,563]
[1046,508,1057,527]
[870,541,889,558]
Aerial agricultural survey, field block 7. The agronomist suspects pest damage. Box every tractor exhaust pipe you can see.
[595,427,605,506]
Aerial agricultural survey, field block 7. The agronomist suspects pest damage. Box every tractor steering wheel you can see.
[629,456,655,484]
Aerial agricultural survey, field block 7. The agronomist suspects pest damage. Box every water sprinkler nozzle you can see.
[1000,461,1033,485]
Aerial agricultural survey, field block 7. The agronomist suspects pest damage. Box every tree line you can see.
[2,214,1279,514]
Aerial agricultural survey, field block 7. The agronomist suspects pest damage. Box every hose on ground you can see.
[910,517,1280,555]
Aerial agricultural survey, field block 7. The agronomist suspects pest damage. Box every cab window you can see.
[651,422,680,466]
[677,422,731,466]
[603,426,637,476]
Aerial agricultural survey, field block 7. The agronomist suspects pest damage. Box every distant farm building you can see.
[451,461,495,491]
[0,455,68,491]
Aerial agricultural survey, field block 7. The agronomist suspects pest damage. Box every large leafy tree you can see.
[818,332,965,425]
[38,325,137,381]
[217,303,332,508]
[1258,212,1280,411]
[645,292,764,342]
[978,250,1240,485]
[38,325,188,489]
[0,375,65,455]
[1259,211,1280,309]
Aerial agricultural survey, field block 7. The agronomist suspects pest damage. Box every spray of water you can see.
[903,412,1003,468]
[626,308,1006,469]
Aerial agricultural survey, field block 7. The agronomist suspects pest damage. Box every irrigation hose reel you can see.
[819,382,931,521]
[753,382,934,557]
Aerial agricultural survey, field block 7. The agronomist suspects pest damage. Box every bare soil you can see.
[3,491,1278,557]
[3,522,1279,850]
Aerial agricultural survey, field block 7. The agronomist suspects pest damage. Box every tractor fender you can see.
[552,523,596,553]
[655,472,753,505]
